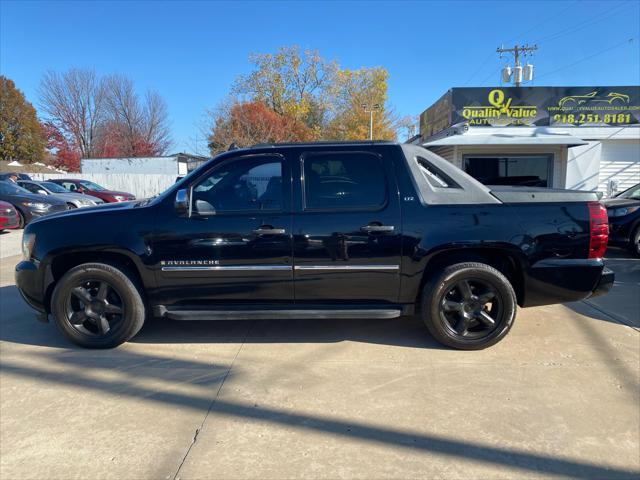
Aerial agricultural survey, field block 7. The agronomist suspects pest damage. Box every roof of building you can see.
[423,128,588,148]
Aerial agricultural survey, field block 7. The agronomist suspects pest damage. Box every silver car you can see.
[17,180,104,208]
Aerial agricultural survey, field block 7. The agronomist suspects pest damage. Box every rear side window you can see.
[416,156,460,189]
[303,152,387,210]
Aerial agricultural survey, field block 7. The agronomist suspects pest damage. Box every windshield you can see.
[618,184,640,200]
[40,182,68,193]
[79,180,106,191]
[0,181,32,195]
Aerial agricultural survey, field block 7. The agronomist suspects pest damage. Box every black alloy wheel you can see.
[51,263,146,348]
[65,279,125,336]
[440,278,502,339]
[421,262,517,350]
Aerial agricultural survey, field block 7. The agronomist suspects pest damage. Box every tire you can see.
[630,226,640,258]
[51,262,145,348]
[420,262,517,350]
[15,208,25,229]
[67,203,77,209]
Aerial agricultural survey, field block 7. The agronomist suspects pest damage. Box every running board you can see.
[154,306,402,321]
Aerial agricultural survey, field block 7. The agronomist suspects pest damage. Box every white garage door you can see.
[598,140,640,196]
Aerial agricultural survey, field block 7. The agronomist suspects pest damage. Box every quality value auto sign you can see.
[421,86,640,135]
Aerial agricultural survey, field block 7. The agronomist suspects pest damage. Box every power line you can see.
[462,52,495,86]
[504,0,580,45]
[464,1,578,86]
[536,37,636,80]
[534,0,631,44]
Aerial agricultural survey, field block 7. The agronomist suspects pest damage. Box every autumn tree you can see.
[233,46,336,135]
[42,122,80,171]
[325,67,398,141]
[38,69,106,158]
[228,47,398,141]
[39,68,171,159]
[207,100,313,155]
[0,76,45,163]
[101,74,171,156]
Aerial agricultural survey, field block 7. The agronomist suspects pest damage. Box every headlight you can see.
[22,233,36,261]
[22,201,49,210]
[608,206,640,217]
[114,195,126,202]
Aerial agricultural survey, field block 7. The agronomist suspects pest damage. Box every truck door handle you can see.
[360,225,395,233]
[252,226,286,235]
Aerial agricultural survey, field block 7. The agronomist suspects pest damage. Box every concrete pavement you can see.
[0,253,638,479]
[0,229,22,259]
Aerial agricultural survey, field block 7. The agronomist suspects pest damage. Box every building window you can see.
[463,154,553,188]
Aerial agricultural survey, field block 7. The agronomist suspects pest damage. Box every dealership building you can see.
[414,86,640,196]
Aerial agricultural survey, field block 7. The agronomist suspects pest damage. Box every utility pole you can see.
[362,103,380,140]
[497,44,537,87]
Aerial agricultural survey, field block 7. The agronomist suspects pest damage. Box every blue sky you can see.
[1,0,639,153]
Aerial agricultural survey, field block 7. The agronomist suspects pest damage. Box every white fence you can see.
[29,173,177,199]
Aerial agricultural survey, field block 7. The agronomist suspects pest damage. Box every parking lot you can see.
[0,229,638,479]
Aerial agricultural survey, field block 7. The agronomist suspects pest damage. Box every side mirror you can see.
[37,189,48,195]
[175,189,190,216]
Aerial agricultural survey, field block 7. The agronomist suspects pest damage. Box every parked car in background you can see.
[17,180,104,209]
[0,172,32,182]
[0,181,68,227]
[604,183,640,256]
[48,179,135,203]
[0,200,20,231]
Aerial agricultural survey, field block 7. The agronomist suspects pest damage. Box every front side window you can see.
[619,184,640,200]
[41,182,67,193]
[192,156,283,213]
[80,181,106,191]
[303,152,387,210]
[19,182,40,193]
[0,182,31,195]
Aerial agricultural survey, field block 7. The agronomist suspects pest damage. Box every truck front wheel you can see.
[51,263,146,348]
[420,262,517,350]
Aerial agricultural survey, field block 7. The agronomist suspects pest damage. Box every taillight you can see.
[588,201,608,259]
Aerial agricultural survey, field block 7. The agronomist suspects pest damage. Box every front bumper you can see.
[15,260,47,314]
[523,258,615,307]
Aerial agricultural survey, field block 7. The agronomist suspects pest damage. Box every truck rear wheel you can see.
[420,262,516,350]
[51,263,145,348]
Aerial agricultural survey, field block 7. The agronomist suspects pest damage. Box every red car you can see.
[49,179,135,203]
[0,200,20,231]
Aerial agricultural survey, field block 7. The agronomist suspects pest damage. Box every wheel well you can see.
[45,252,144,313]
[415,248,525,311]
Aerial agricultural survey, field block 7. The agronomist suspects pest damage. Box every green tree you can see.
[0,76,45,163]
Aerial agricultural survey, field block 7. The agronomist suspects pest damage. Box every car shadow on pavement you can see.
[133,315,446,349]
[564,248,640,328]
[0,284,445,350]
[1,347,638,479]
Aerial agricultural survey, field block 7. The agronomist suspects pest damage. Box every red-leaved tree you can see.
[42,122,81,171]
[208,100,312,154]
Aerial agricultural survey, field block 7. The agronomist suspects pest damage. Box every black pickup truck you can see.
[16,142,614,350]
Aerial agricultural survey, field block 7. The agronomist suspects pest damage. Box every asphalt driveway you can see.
[0,251,638,479]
